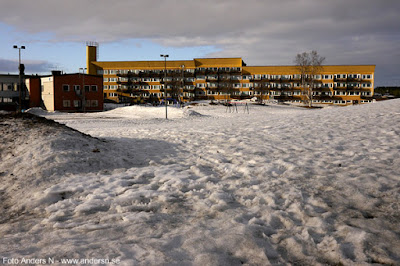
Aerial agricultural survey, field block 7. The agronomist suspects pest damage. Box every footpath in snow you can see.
[0,100,399,265]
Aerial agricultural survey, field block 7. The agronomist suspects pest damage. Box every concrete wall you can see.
[40,76,55,111]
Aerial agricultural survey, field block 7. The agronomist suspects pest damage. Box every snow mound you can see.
[100,105,197,119]
[0,113,143,223]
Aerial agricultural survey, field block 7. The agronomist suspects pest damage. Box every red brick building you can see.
[27,71,103,112]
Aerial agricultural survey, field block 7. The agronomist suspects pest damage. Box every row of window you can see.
[0,84,16,91]
[107,90,372,98]
[104,82,372,90]
[62,84,99,92]
[104,78,373,88]
[102,72,374,81]
[99,67,241,75]
[0,97,13,103]
[62,100,99,108]
[312,91,371,96]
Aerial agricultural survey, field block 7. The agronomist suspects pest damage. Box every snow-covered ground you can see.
[1,100,399,265]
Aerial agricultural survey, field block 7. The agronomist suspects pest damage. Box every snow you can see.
[1,100,400,265]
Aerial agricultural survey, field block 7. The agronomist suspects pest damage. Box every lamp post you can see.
[13,45,25,112]
[79,67,87,112]
[160,54,169,119]
[181,64,185,107]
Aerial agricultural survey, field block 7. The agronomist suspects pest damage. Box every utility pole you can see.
[13,45,25,113]
[79,67,87,112]
[160,54,169,119]
[181,64,185,107]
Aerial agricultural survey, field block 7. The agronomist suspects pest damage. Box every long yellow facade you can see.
[87,45,375,105]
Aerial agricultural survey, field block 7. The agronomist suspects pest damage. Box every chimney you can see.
[52,70,62,76]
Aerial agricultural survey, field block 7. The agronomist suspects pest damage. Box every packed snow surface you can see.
[1,100,400,265]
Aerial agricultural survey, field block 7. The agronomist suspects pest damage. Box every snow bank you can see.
[2,100,400,265]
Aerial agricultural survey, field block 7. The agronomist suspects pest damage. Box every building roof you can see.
[194,58,243,68]
[92,57,245,70]
[243,65,376,74]
[93,60,196,70]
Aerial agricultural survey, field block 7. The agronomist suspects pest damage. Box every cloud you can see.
[2,0,398,42]
[1,0,399,85]
[0,58,56,74]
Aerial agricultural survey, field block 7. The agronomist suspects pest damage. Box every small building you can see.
[0,74,27,111]
[27,71,103,112]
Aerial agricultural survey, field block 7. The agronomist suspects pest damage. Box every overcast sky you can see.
[1,0,399,86]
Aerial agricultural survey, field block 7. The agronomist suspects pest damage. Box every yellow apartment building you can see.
[86,44,375,106]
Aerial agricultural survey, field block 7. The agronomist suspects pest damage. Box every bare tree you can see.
[294,51,325,107]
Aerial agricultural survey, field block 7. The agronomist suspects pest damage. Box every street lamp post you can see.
[79,67,87,112]
[181,64,185,107]
[160,54,169,119]
[13,45,25,112]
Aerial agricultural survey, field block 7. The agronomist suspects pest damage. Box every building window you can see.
[73,100,81,107]
[74,85,80,92]
[84,85,90,92]
[91,100,98,107]
[103,78,108,82]
[2,97,12,103]
[63,100,71,107]
[91,85,98,92]
[63,84,70,92]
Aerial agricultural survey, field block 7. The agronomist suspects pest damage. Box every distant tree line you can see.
[374,87,400,98]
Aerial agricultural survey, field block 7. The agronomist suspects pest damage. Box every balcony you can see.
[281,84,292,89]
[184,80,195,85]
[206,77,218,82]
[219,76,232,82]
[269,77,281,82]
[313,95,342,101]
[231,94,252,100]
[195,68,207,75]
[361,95,373,100]
[347,77,361,82]
[117,71,141,77]
[334,85,347,90]
[250,76,262,82]
[346,85,361,90]
[230,70,242,75]
[207,84,219,89]
[274,95,295,101]
[183,70,195,77]
[206,68,219,74]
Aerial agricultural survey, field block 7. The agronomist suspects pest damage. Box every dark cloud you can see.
[0,58,56,74]
[0,59,17,73]
[1,0,399,85]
